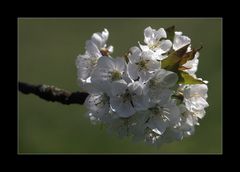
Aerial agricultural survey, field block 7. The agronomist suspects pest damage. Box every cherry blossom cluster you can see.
[76,26,208,146]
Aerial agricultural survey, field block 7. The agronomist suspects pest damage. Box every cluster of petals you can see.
[76,26,208,146]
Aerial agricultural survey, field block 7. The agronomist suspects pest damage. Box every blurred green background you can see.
[18,18,222,154]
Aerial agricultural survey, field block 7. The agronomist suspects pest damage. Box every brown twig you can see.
[18,82,89,105]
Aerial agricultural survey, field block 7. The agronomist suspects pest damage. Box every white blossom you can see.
[84,93,110,123]
[183,84,208,118]
[76,29,113,92]
[182,52,199,75]
[110,81,148,118]
[139,26,172,59]
[91,56,131,95]
[142,69,178,106]
[146,101,181,136]
[173,31,191,50]
[76,26,209,146]
[128,48,160,82]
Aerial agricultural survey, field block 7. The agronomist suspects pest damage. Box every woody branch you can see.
[18,81,89,105]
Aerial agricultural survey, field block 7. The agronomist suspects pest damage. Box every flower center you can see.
[149,40,161,50]
[122,93,131,103]
[149,106,159,115]
[111,70,122,81]
[149,79,157,89]
[136,60,149,71]
[149,106,169,121]
[90,58,98,66]
[120,89,133,104]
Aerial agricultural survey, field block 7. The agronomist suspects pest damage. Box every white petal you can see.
[118,102,136,117]
[196,84,208,98]
[178,104,187,113]
[84,94,101,111]
[141,50,154,61]
[132,95,149,111]
[91,29,109,49]
[144,26,154,45]
[92,67,111,81]
[85,40,101,57]
[97,56,115,69]
[152,69,178,88]
[122,67,133,84]
[110,97,121,111]
[190,96,209,111]
[107,45,114,53]
[91,79,112,94]
[91,33,104,49]
[114,57,126,72]
[110,98,135,118]
[152,88,172,105]
[159,39,172,53]
[147,59,160,71]
[184,84,208,98]
[183,52,199,75]
[195,51,200,59]
[139,71,152,82]
[185,115,194,126]
[147,116,168,135]
[163,103,181,125]
[84,94,109,116]
[129,46,141,55]
[156,28,167,39]
[110,80,128,96]
[195,109,206,119]
[102,28,109,42]
[151,52,164,61]
[127,63,139,81]
[185,96,209,112]
[161,71,178,88]
[129,82,149,110]
[183,58,199,75]
[76,54,93,80]
[129,48,141,63]
[139,43,150,52]
[173,33,191,50]
[79,77,101,94]
[128,81,143,95]
[175,31,183,36]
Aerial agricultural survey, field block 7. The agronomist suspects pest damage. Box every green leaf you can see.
[179,45,203,66]
[165,25,175,42]
[178,71,205,84]
[161,43,190,71]
[161,44,203,72]
[179,50,196,66]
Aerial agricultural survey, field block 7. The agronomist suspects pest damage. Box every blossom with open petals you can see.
[76,26,209,146]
